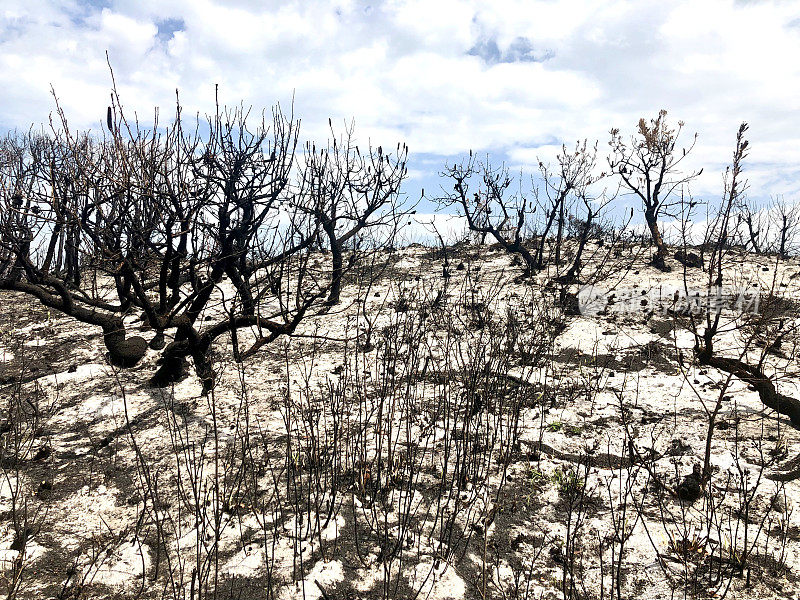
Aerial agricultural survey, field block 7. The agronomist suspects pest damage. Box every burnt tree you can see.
[609,110,700,271]
[0,90,403,393]
[438,141,608,280]
[439,155,537,274]
[297,121,409,305]
[690,123,800,430]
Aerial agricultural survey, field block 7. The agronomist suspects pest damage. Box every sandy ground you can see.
[1,242,800,599]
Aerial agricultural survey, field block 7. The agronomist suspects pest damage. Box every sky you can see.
[1,0,799,240]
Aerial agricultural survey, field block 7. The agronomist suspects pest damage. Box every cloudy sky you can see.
[2,0,799,237]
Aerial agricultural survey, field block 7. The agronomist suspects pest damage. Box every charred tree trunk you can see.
[323,222,343,305]
[65,223,79,287]
[558,210,595,287]
[150,325,214,394]
[645,208,670,271]
[102,320,148,368]
[555,198,565,265]
[696,349,800,428]
[744,213,761,254]
[42,188,68,275]
[0,276,148,369]
[495,236,536,277]
[535,203,560,270]
[779,215,790,259]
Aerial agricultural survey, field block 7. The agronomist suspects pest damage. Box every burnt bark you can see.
[645,208,670,271]
[323,221,343,305]
[697,350,800,428]
[103,321,148,367]
[0,95,407,389]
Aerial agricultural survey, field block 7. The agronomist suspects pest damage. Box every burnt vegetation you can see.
[1,89,800,600]
[0,87,407,393]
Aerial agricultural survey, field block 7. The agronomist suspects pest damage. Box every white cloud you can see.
[400,212,469,245]
[1,0,799,211]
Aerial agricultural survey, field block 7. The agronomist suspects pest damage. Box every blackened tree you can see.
[0,88,406,393]
[296,121,409,305]
[609,110,701,271]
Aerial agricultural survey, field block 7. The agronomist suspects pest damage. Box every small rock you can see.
[36,480,53,500]
[108,336,148,367]
[667,438,691,457]
[674,250,703,268]
[10,527,35,551]
[771,493,793,514]
[149,332,166,350]
[549,546,565,565]
[676,464,703,502]
[33,444,51,461]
